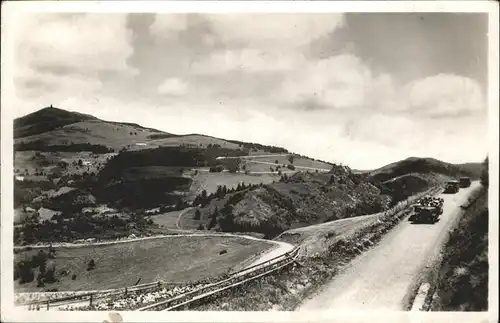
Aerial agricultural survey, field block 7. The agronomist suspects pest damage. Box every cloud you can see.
[279,55,376,110]
[149,14,188,37]
[405,74,485,117]
[14,66,103,100]
[150,13,344,47]
[11,12,139,116]
[157,78,188,96]
[205,14,344,48]
[192,48,306,75]
[8,12,487,169]
[16,13,137,77]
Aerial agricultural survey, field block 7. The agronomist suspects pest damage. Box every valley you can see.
[11,106,486,312]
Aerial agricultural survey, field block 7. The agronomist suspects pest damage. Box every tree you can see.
[87,259,96,271]
[35,250,48,275]
[207,207,219,230]
[275,160,279,164]
[78,159,83,167]
[194,209,201,220]
[201,190,207,200]
[175,199,184,210]
[219,205,235,231]
[288,155,294,164]
[197,224,204,230]
[36,272,45,287]
[43,261,56,283]
[17,260,35,284]
[225,159,240,173]
[216,185,223,198]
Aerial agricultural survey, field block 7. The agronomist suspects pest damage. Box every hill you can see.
[179,165,392,238]
[14,106,98,139]
[367,157,482,184]
[15,107,481,244]
[14,106,291,155]
[13,106,332,245]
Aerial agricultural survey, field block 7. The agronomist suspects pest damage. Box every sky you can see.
[8,11,489,169]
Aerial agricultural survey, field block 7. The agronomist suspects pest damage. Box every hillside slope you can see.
[14,106,98,139]
[367,157,482,183]
[182,165,391,238]
[14,107,289,155]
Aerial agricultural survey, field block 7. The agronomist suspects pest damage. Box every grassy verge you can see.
[427,188,488,311]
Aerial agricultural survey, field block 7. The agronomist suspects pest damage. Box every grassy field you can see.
[188,171,278,199]
[149,210,183,229]
[243,156,332,173]
[14,235,272,292]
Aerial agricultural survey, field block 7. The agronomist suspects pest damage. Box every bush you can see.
[194,209,201,220]
[209,165,224,173]
[71,274,77,280]
[87,259,96,271]
[287,164,296,170]
[18,261,35,284]
[36,273,45,287]
[44,262,57,283]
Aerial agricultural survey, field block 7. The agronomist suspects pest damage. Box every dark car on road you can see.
[459,176,471,188]
[444,180,460,194]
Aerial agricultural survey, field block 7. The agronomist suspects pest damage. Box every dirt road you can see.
[297,181,481,311]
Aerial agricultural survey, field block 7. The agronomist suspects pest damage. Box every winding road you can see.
[297,181,481,311]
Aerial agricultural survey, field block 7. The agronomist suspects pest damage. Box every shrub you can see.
[71,274,77,280]
[36,273,45,287]
[194,209,201,220]
[18,261,35,284]
[44,262,57,283]
[87,259,96,271]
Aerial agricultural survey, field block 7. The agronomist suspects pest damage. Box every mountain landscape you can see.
[5,10,491,317]
[14,106,482,244]
[12,106,486,312]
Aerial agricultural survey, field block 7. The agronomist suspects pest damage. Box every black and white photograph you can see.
[1,2,498,322]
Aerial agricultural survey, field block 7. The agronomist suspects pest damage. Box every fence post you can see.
[89,294,93,307]
[125,287,128,297]
[46,300,49,311]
